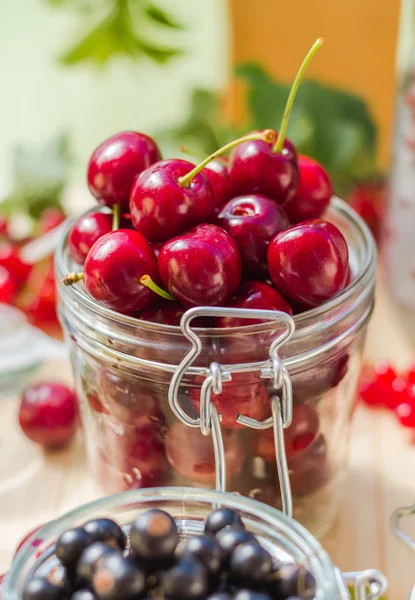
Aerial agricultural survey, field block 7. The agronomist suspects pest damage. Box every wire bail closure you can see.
[390,500,415,551]
[337,569,388,600]
[168,306,295,517]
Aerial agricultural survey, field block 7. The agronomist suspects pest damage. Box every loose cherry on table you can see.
[268,219,349,309]
[216,194,289,276]
[63,229,160,314]
[129,131,275,243]
[87,131,161,210]
[68,212,113,264]
[157,224,242,307]
[215,281,292,328]
[283,155,333,223]
[228,39,323,205]
[0,265,17,304]
[18,382,78,449]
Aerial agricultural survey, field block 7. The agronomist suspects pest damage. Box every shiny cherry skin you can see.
[228,133,299,205]
[158,224,242,307]
[18,382,78,449]
[139,301,211,328]
[268,219,349,309]
[0,241,32,284]
[87,131,161,210]
[0,265,18,303]
[215,281,292,328]
[69,212,113,264]
[130,159,213,242]
[217,194,289,276]
[83,230,160,314]
[283,155,332,223]
[203,159,232,217]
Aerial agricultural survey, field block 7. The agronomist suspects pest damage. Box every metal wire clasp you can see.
[168,306,295,516]
[340,570,388,600]
[390,500,415,551]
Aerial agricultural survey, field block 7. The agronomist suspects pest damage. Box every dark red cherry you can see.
[73,230,160,314]
[268,219,349,308]
[215,281,292,328]
[0,217,9,237]
[283,155,332,223]
[203,159,232,217]
[217,195,289,276]
[0,241,32,284]
[0,265,18,303]
[158,224,242,307]
[87,131,161,210]
[68,212,113,264]
[130,159,213,242]
[18,382,78,449]
[139,301,211,328]
[228,134,299,205]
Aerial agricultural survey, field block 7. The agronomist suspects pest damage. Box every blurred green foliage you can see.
[158,65,378,197]
[45,0,184,67]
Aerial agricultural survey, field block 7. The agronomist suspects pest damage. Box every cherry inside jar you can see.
[56,198,376,537]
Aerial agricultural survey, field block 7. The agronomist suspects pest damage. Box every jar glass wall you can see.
[56,198,376,536]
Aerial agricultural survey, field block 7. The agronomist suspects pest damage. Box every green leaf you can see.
[144,3,184,29]
[236,63,377,196]
[138,40,183,65]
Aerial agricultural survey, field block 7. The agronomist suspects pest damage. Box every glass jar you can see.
[3,487,387,600]
[56,197,376,537]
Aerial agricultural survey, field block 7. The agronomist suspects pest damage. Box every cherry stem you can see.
[178,130,275,188]
[112,204,120,230]
[273,38,324,153]
[62,272,83,286]
[140,275,176,301]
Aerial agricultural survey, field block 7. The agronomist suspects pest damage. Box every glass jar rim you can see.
[5,486,338,598]
[55,196,376,339]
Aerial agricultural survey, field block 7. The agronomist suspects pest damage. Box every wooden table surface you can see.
[1,270,414,598]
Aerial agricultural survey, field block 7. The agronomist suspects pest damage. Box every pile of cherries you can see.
[359,361,415,430]
[21,507,316,600]
[64,126,347,323]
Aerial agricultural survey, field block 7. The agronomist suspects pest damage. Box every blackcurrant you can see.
[71,590,97,600]
[55,528,93,570]
[233,591,273,600]
[130,508,179,560]
[266,564,316,600]
[22,577,63,600]
[92,553,145,600]
[216,527,255,560]
[83,518,126,550]
[207,594,232,600]
[205,509,244,534]
[77,542,116,585]
[177,534,223,573]
[161,558,209,599]
[229,541,272,585]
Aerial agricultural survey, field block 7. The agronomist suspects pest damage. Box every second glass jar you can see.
[56,198,376,537]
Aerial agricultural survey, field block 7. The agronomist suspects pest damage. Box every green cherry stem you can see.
[62,272,83,286]
[178,129,275,188]
[273,37,324,153]
[140,275,176,301]
[112,203,120,230]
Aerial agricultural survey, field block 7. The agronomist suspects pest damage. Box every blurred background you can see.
[0,0,407,336]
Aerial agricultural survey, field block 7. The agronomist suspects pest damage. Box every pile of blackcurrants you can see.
[22,508,316,600]
[64,39,351,325]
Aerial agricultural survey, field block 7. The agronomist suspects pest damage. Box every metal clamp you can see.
[338,569,388,600]
[391,500,415,551]
[168,306,295,517]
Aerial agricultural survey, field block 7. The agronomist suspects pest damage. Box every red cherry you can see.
[395,397,415,428]
[347,180,384,244]
[129,159,213,242]
[0,217,9,237]
[255,403,319,462]
[0,241,32,284]
[359,361,397,407]
[216,194,289,276]
[139,301,211,328]
[74,230,160,314]
[288,434,330,497]
[0,266,18,304]
[203,159,232,217]
[215,281,292,328]
[406,362,415,384]
[283,155,332,223]
[228,134,299,205]
[68,212,113,264]
[151,242,163,259]
[26,271,57,325]
[189,379,270,430]
[87,131,161,210]
[86,392,110,415]
[268,219,349,308]
[386,377,409,409]
[18,382,78,449]
[166,422,245,485]
[39,208,65,234]
[158,224,242,307]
